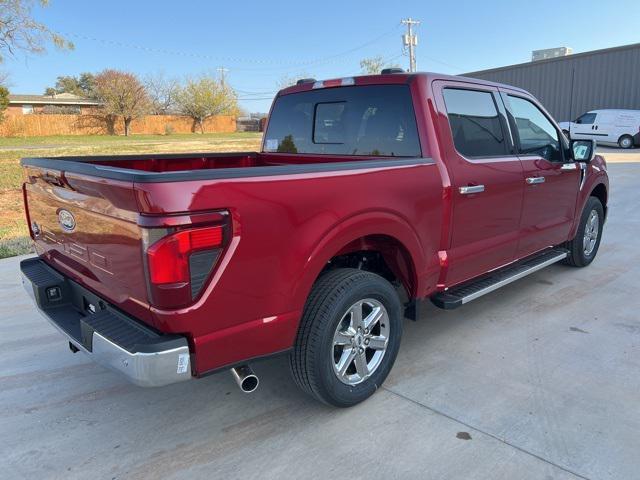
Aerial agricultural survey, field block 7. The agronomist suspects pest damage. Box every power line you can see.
[60,25,402,71]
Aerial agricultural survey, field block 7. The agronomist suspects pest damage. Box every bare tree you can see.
[276,72,314,90]
[145,72,179,114]
[175,75,237,133]
[93,69,150,136]
[0,0,73,62]
[360,55,401,75]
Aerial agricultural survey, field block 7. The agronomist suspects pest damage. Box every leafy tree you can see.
[44,72,96,97]
[0,0,73,62]
[175,75,238,133]
[0,84,9,121]
[93,69,150,136]
[145,72,179,114]
[360,55,401,75]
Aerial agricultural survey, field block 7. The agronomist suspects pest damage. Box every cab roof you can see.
[277,71,530,97]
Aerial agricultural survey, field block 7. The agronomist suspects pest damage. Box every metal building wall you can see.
[464,43,640,122]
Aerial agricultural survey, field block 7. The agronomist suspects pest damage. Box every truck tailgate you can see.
[23,165,153,325]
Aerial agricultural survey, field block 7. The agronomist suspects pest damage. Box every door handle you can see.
[526,177,545,185]
[459,185,485,194]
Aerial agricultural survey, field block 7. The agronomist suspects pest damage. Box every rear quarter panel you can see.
[134,161,443,374]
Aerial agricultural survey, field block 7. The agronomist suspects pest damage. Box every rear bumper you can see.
[20,257,192,387]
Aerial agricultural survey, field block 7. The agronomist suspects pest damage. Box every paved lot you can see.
[1,160,639,480]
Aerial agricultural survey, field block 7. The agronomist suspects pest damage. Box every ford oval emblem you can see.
[58,209,76,232]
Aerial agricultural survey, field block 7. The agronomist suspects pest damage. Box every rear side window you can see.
[443,88,508,158]
[508,95,562,162]
[264,85,421,157]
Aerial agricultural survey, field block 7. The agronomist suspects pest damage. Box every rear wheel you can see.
[618,134,634,149]
[564,197,604,267]
[289,268,402,407]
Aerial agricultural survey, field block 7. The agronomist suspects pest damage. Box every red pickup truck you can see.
[21,72,608,407]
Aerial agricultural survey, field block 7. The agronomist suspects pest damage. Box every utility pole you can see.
[401,18,420,72]
[217,66,229,87]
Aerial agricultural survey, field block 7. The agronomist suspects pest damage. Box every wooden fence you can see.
[0,114,236,137]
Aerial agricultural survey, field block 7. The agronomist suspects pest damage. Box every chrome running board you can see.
[431,249,568,310]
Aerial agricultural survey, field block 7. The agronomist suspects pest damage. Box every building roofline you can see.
[8,94,103,106]
[464,42,640,76]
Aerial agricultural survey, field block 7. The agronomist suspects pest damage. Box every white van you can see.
[559,109,640,149]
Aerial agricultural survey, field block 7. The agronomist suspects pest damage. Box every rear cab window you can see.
[264,85,421,157]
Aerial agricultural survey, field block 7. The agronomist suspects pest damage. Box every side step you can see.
[431,248,568,310]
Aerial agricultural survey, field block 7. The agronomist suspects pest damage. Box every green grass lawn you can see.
[0,132,262,259]
[0,131,261,147]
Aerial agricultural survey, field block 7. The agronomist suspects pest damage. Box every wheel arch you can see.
[291,211,426,316]
[569,179,608,239]
[590,182,608,214]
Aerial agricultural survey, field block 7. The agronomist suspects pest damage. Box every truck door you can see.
[432,81,524,286]
[499,91,580,258]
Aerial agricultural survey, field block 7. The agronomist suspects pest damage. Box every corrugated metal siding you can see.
[464,43,640,121]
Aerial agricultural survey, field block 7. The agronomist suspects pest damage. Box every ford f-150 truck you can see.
[21,72,608,407]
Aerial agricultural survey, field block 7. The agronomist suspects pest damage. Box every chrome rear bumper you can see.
[21,257,192,387]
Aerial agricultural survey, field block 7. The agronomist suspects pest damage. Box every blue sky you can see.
[3,0,639,113]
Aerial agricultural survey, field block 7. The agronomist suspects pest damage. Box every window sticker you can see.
[265,139,279,151]
[574,145,588,159]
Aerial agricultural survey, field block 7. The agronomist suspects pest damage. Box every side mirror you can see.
[571,139,596,163]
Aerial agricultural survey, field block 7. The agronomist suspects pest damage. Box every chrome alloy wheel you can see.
[583,209,600,256]
[332,298,390,385]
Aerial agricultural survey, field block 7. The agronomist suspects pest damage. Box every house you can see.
[6,93,103,116]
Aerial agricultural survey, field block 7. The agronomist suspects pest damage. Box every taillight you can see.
[144,223,228,309]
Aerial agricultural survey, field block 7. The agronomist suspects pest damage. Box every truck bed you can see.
[22,152,420,183]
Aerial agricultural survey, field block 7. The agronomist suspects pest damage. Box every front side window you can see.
[575,112,596,124]
[508,95,561,162]
[264,85,421,157]
[443,88,507,158]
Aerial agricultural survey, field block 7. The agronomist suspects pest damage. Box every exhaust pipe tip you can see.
[231,365,259,393]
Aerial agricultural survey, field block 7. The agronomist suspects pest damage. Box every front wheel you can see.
[289,268,403,407]
[564,197,604,267]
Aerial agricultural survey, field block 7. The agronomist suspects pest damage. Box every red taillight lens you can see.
[146,225,225,308]
[147,227,223,284]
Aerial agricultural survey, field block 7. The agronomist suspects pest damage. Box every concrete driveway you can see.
[1,161,639,480]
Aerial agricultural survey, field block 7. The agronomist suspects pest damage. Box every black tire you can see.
[564,197,604,267]
[289,268,403,407]
[618,134,634,149]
